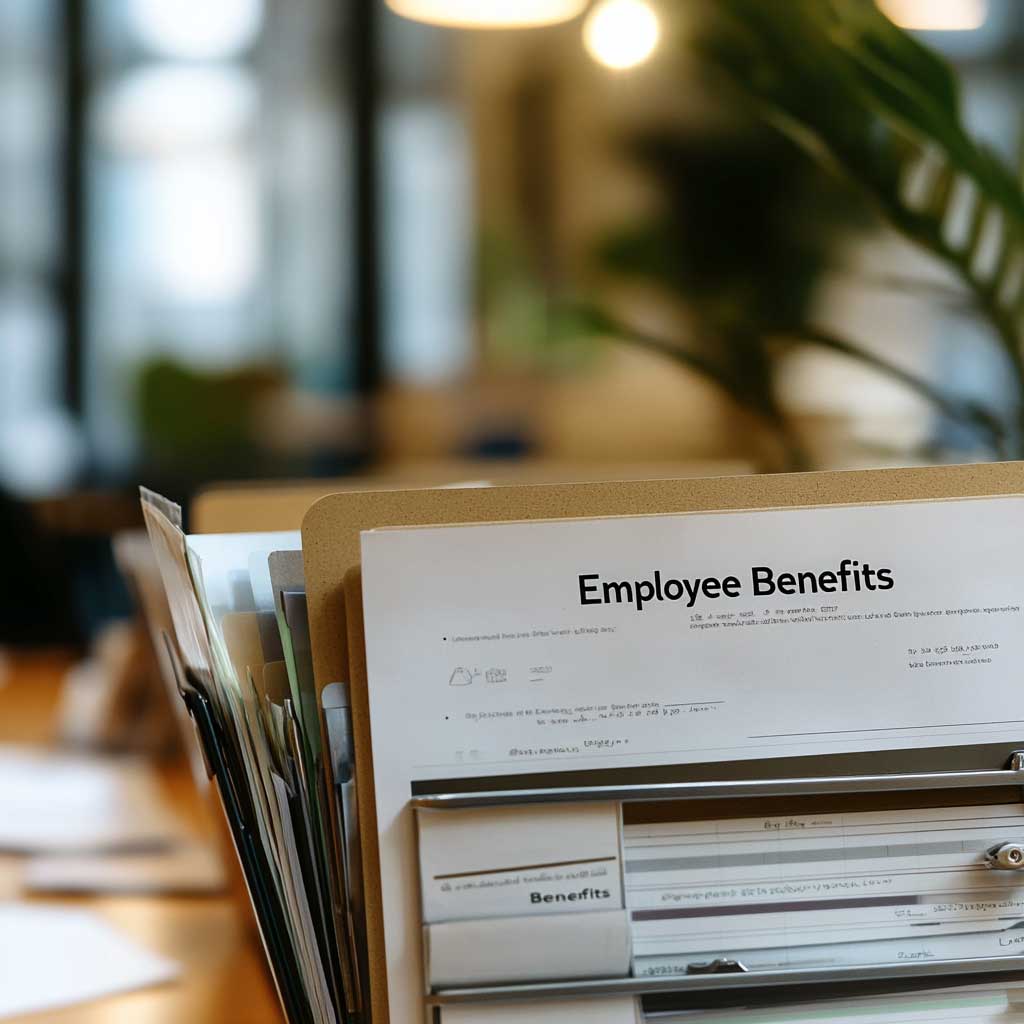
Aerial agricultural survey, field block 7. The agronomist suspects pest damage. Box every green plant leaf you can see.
[828,0,961,114]
[566,301,786,424]
[704,0,1024,409]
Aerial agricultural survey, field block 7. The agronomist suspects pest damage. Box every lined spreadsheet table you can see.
[627,803,1024,973]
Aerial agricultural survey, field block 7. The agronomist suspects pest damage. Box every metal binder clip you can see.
[985,843,1024,870]
[686,959,748,975]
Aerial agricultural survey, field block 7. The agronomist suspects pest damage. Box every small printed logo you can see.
[449,667,480,687]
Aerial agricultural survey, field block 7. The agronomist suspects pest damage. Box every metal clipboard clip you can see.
[413,747,1024,1009]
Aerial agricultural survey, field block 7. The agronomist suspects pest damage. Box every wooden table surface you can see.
[0,651,283,1024]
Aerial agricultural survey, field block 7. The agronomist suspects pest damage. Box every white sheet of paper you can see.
[425,908,631,987]
[417,802,622,923]
[440,995,640,1024]
[184,531,301,619]
[626,803,1024,910]
[24,839,225,895]
[0,746,181,853]
[0,902,179,1018]
[634,925,1024,976]
[626,801,1024,960]
[360,496,1024,1020]
[655,988,1018,1023]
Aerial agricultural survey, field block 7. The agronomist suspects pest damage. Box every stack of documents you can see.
[139,467,1024,1024]
[140,490,363,1024]
[357,488,1024,1020]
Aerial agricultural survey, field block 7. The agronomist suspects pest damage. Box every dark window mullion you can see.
[60,0,87,420]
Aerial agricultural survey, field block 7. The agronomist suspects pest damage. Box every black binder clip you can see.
[686,959,749,975]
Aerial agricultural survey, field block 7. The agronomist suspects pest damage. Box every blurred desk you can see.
[0,651,283,1024]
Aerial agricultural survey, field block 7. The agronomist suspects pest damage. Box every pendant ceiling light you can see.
[583,0,660,69]
[385,0,588,29]
[876,0,988,31]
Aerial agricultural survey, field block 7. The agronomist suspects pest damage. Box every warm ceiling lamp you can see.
[583,0,660,70]
[876,0,988,31]
[385,0,588,29]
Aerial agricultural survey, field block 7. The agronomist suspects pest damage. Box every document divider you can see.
[160,631,315,1024]
[413,752,1024,1009]
[301,461,1024,1022]
[427,959,1024,1003]
[411,757,1024,808]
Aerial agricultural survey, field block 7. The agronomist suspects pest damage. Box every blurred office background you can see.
[0,6,1021,1019]
[0,0,1022,641]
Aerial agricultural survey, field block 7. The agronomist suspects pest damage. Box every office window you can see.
[85,0,355,476]
[380,11,473,385]
[0,0,81,496]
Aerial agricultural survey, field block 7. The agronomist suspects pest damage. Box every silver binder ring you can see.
[985,842,1024,870]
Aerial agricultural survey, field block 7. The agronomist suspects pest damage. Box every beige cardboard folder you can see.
[299,460,1024,1022]
[191,461,753,534]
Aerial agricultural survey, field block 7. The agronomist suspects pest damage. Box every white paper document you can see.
[0,902,179,1019]
[417,802,623,923]
[425,908,632,987]
[655,988,1024,1023]
[0,745,182,853]
[360,496,1024,1020]
[24,838,225,895]
[626,802,1024,965]
[441,989,1024,1024]
[635,926,1024,976]
[440,995,641,1024]
[626,803,1024,911]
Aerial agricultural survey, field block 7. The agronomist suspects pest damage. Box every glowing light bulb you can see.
[876,0,988,31]
[385,0,587,29]
[584,0,660,71]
